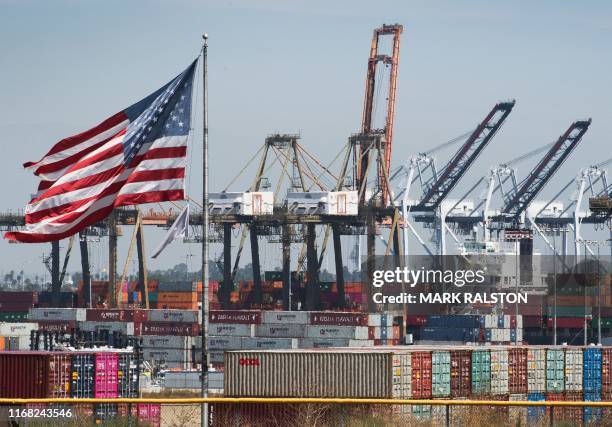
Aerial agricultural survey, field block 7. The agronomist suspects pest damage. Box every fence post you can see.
[549,404,554,427]
[446,404,450,427]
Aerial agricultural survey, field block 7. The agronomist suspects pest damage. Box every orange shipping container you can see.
[157,291,197,303]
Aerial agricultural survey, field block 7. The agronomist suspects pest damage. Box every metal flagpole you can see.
[200,33,210,427]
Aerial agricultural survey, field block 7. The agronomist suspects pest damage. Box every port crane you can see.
[398,101,515,255]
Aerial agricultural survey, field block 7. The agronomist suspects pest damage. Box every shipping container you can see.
[137,403,161,427]
[584,391,602,425]
[508,393,528,426]
[304,325,369,340]
[546,348,565,392]
[71,353,94,398]
[241,337,298,350]
[208,323,254,337]
[225,350,392,397]
[565,348,583,391]
[94,353,118,398]
[29,308,86,321]
[528,348,546,392]
[210,310,261,324]
[431,351,450,397]
[471,350,491,395]
[262,311,310,324]
[79,321,136,335]
[490,349,509,395]
[256,324,306,338]
[508,348,528,394]
[0,352,75,398]
[450,350,471,398]
[310,312,368,326]
[547,391,582,425]
[147,309,199,323]
[584,347,602,393]
[527,392,546,423]
[139,322,199,336]
[602,348,612,392]
[411,351,432,399]
[86,309,148,322]
[141,335,189,349]
[118,353,139,398]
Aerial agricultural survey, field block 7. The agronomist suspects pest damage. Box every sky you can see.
[0,0,611,278]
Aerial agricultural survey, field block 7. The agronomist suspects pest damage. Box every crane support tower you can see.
[354,24,403,207]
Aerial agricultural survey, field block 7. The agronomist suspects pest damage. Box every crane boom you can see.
[499,119,591,222]
[413,100,515,211]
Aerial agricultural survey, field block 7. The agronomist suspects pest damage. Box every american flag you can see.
[5,60,197,243]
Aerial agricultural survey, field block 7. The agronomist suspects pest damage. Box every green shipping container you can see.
[546,349,565,392]
[472,350,491,395]
[431,351,451,397]
[592,318,612,329]
[0,312,28,322]
[546,305,592,317]
[148,292,158,302]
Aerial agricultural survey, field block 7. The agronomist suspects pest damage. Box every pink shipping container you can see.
[94,353,118,398]
[137,403,161,427]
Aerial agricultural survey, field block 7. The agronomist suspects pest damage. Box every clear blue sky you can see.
[1,0,611,277]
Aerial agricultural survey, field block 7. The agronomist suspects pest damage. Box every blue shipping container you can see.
[527,393,546,422]
[584,348,602,393]
[584,392,602,425]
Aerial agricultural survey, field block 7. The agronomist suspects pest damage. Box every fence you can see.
[1,398,612,426]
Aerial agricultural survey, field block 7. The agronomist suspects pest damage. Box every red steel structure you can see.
[356,24,403,207]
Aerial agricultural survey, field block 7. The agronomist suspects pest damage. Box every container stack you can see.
[206,310,400,370]
[406,314,523,344]
[0,291,37,321]
[222,345,612,424]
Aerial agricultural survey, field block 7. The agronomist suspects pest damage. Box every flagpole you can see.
[200,33,210,427]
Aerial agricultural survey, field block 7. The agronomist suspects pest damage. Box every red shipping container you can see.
[450,350,471,398]
[0,301,33,312]
[411,351,432,398]
[209,310,261,324]
[0,291,38,303]
[546,317,586,329]
[86,309,148,322]
[522,316,544,328]
[546,391,582,423]
[603,348,612,393]
[48,353,71,398]
[508,348,528,394]
[139,322,200,336]
[0,351,74,398]
[310,312,368,326]
[405,315,428,326]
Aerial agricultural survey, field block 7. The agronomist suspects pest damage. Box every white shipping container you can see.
[209,323,255,337]
[1,335,31,350]
[485,314,496,329]
[305,325,369,340]
[565,348,583,391]
[0,322,38,336]
[241,337,298,350]
[255,324,306,338]
[503,315,511,329]
[262,311,310,325]
[141,336,189,349]
[298,338,351,348]
[208,352,225,364]
[29,308,86,321]
[490,349,509,394]
[209,191,274,215]
[371,326,395,340]
[528,348,546,392]
[508,394,528,426]
[209,336,242,350]
[147,309,199,323]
